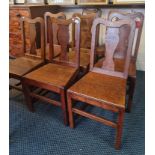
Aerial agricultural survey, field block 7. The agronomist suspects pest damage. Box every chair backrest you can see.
[44,12,66,45]
[44,12,66,60]
[48,17,81,68]
[108,10,144,62]
[72,9,101,49]
[90,18,136,79]
[20,16,45,60]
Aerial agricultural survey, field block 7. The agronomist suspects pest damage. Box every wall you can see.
[61,8,145,71]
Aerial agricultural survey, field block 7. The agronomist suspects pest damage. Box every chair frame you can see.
[22,17,81,125]
[9,17,45,91]
[67,18,135,149]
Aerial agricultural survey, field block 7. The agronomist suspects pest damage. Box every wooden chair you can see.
[70,9,102,71]
[67,18,135,149]
[22,17,81,125]
[9,17,45,91]
[82,8,105,58]
[44,12,66,60]
[96,11,144,112]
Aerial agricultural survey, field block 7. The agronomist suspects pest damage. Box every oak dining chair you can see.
[70,9,102,72]
[96,11,144,112]
[44,12,66,60]
[82,8,105,58]
[22,17,81,125]
[67,18,136,149]
[9,17,45,91]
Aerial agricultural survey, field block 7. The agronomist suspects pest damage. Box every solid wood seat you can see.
[10,57,44,77]
[68,72,126,108]
[95,58,136,77]
[9,17,45,91]
[67,18,136,149]
[22,17,81,125]
[24,63,78,88]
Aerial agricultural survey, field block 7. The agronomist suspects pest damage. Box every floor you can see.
[9,71,145,155]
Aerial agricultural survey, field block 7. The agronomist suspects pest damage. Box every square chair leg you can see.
[60,89,68,126]
[115,109,125,149]
[126,77,136,112]
[67,93,75,128]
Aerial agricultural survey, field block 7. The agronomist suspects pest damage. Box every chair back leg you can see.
[126,77,136,112]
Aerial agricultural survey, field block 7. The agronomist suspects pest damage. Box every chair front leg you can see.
[115,109,125,150]
[60,89,68,126]
[67,92,75,128]
[22,79,34,112]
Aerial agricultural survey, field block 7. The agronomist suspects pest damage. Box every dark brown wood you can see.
[70,9,102,71]
[22,17,81,125]
[60,89,68,125]
[115,109,125,149]
[107,10,144,112]
[44,12,66,60]
[30,92,61,106]
[9,17,45,92]
[72,108,117,128]
[22,81,35,112]
[67,18,136,149]
[72,10,100,49]
[126,76,136,112]
[49,17,81,68]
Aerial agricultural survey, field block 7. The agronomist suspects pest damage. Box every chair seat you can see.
[24,63,78,88]
[95,58,136,77]
[9,56,44,77]
[68,72,126,108]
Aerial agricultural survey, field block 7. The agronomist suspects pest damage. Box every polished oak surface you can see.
[67,18,136,149]
[24,63,77,88]
[10,57,44,77]
[69,72,126,108]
